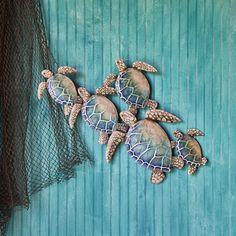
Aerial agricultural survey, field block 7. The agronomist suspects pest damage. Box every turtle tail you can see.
[106,131,126,162]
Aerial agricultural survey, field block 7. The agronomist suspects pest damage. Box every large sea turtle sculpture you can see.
[173,129,207,175]
[78,87,128,144]
[96,59,159,115]
[37,66,83,128]
[105,109,183,184]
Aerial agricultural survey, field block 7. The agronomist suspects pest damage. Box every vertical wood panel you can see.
[6,0,236,235]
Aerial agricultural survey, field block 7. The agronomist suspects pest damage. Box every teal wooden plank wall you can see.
[6,0,236,235]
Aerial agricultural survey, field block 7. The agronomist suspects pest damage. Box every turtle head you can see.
[41,69,53,79]
[173,130,184,139]
[115,59,127,72]
[78,87,91,102]
[120,111,137,127]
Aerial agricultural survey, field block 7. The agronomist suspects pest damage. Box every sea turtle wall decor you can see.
[106,109,183,184]
[78,87,128,144]
[37,66,83,128]
[96,59,159,115]
[173,129,207,175]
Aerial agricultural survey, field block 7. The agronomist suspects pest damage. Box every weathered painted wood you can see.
[6,0,236,235]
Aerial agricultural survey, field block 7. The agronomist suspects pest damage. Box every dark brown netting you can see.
[0,0,91,234]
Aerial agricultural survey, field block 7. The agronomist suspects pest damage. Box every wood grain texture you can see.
[6,0,236,235]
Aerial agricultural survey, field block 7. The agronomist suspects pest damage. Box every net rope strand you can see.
[0,0,91,234]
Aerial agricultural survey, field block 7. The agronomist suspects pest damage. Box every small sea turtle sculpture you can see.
[106,109,183,184]
[173,129,207,175]
[78,87,128,144]
[37,66,83,128]
[96,59,158,114]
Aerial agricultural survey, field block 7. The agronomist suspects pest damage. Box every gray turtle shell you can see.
[47,74,78,105]
[176,135,203,166]
[126,119,172,172]
[115,68,150,108]
[82,95,118,134]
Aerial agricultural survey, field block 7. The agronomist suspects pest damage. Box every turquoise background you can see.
[6,0,236,235]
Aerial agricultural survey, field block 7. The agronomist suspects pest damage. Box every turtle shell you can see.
[115,68,150,108]
[176,135,202,166]
[47,74,78,105]
[126,119,172,172]
[82,95,118,134]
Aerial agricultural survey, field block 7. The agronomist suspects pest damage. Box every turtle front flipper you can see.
[99,131,109,144]
[96,87,117,95]
[171,156,184,169]
[115,59,127,72]
[69,104,83,128]
[187,128,205,137]
[106,131,126,162]
[146,109,181,123]
[96,74,117,95]
[120,111,137,127]
[57,66,77,75]
[78,87,91,102]
[146,99,158,109]
[132,61,157,72]
[37,82,47,99]
[151,170,165,184]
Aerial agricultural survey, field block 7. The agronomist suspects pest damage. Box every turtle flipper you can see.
[37,82,47,99]
[171,141,176,148]
[96,87,117,95]
[41,69,53,79]
[69,104,83,128]
[99,131,109,144]
[58,66,77,75]
[96,74,117,95]
[115,59,127,72]
[132,61,157,72]
[128,105,138,115]
[173,130,184,139]
[188,165,197,175]
[78,87,91,102]
[106,131,126,162]
[146,109,181,123]
[151,170,165,184]
[187,128,205,137]
[201,157,208,165]
[64,105,72,116]
[171,156,184,169]
[120,111,137,127]
[146,99,158,109]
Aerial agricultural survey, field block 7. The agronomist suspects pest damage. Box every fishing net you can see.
[0,0,91,234]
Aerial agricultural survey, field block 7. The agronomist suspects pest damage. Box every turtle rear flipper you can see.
[99,132,109,144]
[187,128,205,137]
[146,109,181,123]
[188,165,197,175]
[201,157,208,165]
[132,61,158,72]
[171,156,184,169]
[151,170,165,184]
[64,105,72,116]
